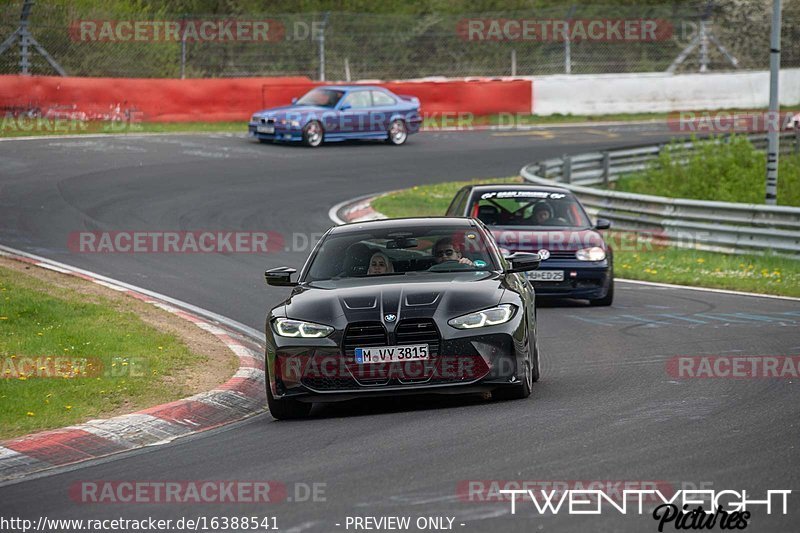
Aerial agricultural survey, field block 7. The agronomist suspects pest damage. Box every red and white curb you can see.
[0,245,266,483]
[328,194,389,225]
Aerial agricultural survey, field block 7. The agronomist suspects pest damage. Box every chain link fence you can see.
[1,1,799,79]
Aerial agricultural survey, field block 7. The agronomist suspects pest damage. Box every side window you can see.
[458,191,474,217]
[341,91,372,109]
[371,91,396,106]
[446,188,468,216]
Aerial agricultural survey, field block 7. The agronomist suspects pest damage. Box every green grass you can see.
[0,121,246,138]
[371,177,800,298]
[0,265,214,439]
[612,242,800,297]
[373,176,522,217]
[614,135,800,207]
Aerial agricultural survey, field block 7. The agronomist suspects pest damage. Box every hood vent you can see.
[404,292,440,307]
[342,296,378,310]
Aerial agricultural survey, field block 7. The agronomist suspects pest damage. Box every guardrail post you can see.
[563,156,572,184]
[538,162,547,178]
[602,151,611,187]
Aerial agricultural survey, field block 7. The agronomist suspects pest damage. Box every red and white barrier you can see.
[0,75,532,122]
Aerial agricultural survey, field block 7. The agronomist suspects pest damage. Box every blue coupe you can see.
[248,86,422,147]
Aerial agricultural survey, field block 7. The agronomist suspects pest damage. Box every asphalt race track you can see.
[1,125,798,532]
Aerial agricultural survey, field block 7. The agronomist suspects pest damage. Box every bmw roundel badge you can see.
[384,313,397,322]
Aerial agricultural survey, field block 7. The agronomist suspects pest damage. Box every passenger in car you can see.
[367,252,394,275]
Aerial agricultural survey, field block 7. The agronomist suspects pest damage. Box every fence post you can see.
[563,156,572,184]
[602,151,611,187]
[180,30,186,79]
[318,12,330,81]
[564,5,575,74]
[511,49,517,76]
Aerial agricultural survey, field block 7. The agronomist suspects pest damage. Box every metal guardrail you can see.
[521,132,800,257]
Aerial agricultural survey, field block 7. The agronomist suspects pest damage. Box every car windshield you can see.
[469,190,591,228]
[303,225,497,282]
[295,89,345,108]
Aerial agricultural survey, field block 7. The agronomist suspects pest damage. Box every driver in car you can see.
[433,237,474,266]
[531,202,554,225]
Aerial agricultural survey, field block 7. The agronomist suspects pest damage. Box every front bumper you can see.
[266,320,528,400]
[248,123,302,142]
[528,259,612,299]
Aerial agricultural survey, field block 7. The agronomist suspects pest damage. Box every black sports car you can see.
[263,217,542,419]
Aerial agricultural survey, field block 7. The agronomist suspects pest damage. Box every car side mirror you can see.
[291,97,298,104]
[265,267,298,287]
[595,218,611,230]
[504,252,541,273]
[340,103,351,111]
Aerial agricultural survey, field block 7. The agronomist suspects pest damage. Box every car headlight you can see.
[273,318,333,338]
[576,246,606,261]
[448,304,516,329]
[251,115,260,123]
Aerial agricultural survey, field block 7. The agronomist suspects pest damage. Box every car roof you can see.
[317,85,387,92]
[331,217,479,234]
[465,183,572,195]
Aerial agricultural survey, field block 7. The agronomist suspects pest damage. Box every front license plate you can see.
[256,125,275,133]
[529,270,564,281]
[355,344,429,364]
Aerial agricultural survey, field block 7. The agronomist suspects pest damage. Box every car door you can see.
[370,90,398,133]
[337,90,373,136]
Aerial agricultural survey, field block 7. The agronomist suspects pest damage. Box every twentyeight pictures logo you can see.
[496,488,792,531]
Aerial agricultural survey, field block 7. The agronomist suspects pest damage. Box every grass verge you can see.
[0,258,237,439]
[371,177,800,298]
[613,134,800,207]
[0,121,245,138]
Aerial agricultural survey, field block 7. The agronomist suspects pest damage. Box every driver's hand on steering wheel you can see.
[458,257,474,266]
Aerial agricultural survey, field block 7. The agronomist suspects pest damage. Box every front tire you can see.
[493,333,533,401]
[302,121,324,147]
[531,327,541,383]
[386,119,408,145]
[266,382,312,420]
[590,276,614,307]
